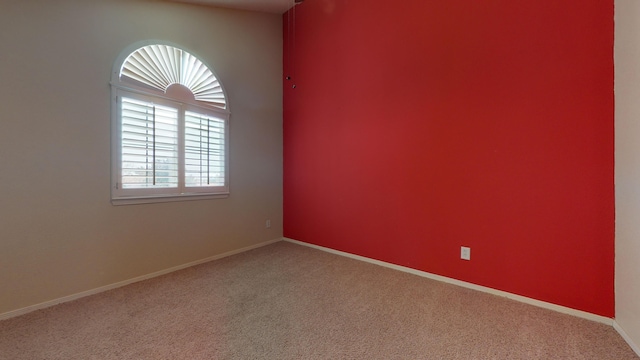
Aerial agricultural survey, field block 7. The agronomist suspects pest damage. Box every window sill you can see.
[111,192,229,206]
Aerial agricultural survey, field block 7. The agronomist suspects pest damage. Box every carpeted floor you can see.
[0,241,637,359]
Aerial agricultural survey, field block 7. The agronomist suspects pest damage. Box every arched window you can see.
[111,43,230,205]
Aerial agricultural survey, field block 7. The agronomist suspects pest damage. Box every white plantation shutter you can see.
[112,42,229,204]
[120,97,179,189]
[120,44,227,109]
[184,111,225,187]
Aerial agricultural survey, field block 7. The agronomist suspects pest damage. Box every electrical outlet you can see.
[265,219,271,228]
[461,246,471,261]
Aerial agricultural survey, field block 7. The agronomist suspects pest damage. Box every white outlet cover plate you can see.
[461,246,471,261]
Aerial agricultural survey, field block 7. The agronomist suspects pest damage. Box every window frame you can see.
[110,42,230,205]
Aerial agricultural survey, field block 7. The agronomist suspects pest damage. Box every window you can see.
[111,43,229,205]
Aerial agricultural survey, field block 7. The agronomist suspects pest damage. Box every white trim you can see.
[614,321,640,357]
[111,192,229,206]
[283,237,613,325]
[0,238,282,321]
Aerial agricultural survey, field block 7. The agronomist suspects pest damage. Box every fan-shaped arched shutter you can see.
[120,44,226,109]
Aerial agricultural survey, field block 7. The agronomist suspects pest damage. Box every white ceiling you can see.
[166,0,295,14]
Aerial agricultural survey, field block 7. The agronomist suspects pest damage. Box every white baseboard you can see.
[284,237,613,326]
[0,238,282,321]
[3,236,621,332]
[614,321,640,357]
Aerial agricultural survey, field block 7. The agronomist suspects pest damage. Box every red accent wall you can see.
[283,0,614,317]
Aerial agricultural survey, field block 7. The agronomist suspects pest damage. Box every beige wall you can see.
[615,0,640,352]
[0,0,283,315]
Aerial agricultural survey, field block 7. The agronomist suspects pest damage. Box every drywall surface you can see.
[284,0,614,316]
[0,0,282,314]
[614,0,640,350]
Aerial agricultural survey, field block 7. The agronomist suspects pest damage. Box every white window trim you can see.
[110,42,230,205]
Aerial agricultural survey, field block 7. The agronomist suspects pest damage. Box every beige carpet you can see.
[0,241,637,359]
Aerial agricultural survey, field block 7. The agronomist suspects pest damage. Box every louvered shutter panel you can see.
[120,45,227,109]
[120,97,179,189]
[184,111,226,187]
